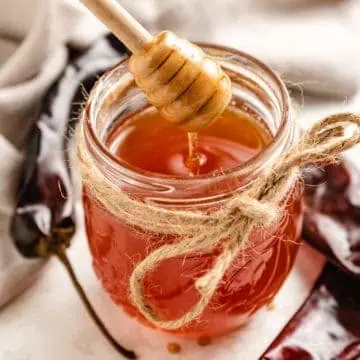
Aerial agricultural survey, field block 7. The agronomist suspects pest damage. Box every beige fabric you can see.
[125,0,360,98]
[0,0,106,308]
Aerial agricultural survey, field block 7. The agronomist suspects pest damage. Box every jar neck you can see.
[82,44,296,207]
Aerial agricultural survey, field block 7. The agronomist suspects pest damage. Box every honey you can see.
[106,107,270,176]
[83,106,303,337]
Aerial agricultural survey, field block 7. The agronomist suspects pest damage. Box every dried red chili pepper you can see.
[303,160,360,277]
[262,160,360,359]
[10,35,135,359]
[261,264,360,360]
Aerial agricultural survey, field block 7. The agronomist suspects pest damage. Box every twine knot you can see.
[228,195,279,227]
[77,112,360,330]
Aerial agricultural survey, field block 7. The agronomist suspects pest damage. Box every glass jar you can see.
[80,44,303,338]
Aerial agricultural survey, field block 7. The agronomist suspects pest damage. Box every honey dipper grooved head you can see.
[129,31,232,132]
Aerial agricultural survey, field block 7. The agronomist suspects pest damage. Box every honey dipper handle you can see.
[80,0,153,54]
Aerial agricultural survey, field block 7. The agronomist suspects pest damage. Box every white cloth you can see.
[126,0,360,98]
[0,0,106,309]
[0,0,359,359]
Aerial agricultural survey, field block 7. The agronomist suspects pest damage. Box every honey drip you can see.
[186,132,200,175]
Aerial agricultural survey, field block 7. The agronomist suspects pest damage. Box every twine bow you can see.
[77,113,360,330]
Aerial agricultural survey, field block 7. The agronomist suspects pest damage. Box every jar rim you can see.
[83,43,293,188]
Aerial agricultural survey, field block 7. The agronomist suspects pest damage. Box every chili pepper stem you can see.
[54,247,136,359]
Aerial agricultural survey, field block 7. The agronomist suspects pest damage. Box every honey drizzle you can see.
[186,132,200,175]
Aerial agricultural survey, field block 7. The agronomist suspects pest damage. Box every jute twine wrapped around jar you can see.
[76,113,360,330]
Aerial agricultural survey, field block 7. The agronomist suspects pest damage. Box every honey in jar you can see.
[105,107,269,176]
[81,44,303,338]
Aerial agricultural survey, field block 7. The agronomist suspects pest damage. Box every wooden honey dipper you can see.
[81,0,232,132]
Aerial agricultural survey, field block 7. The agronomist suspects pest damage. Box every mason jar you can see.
[78,44,303,338]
